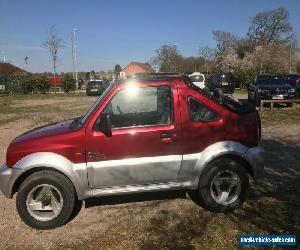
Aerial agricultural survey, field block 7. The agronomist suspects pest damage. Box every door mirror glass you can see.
[99,113,112,137]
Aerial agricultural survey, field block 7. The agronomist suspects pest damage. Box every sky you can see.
[1,0,300,73]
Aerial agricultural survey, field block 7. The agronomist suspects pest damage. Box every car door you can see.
[86,83,182,188]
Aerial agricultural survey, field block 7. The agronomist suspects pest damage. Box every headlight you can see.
[257,89,262,93]
[288,88,295,93]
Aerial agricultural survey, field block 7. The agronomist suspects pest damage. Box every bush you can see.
[61,74,76,93]
[35,76,51,94]
[7,77,25,94]
[235,69,256,88]
[21,78,35,94]
[0,75,51,94]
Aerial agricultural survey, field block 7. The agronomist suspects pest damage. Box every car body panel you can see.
[0,141,264,200]
[85,81,182,188]
[6,120,86,167]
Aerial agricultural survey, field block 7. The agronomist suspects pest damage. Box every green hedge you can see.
[0,76,52,95]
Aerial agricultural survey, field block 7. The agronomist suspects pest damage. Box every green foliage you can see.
[235,69,256,88]
[0,75,51,94]
[21,78,35,94]
[114,64,122,80]
[61,74,76,93]
[34,76,51,94]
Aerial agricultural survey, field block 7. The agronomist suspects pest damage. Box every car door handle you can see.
[160,132,174,143]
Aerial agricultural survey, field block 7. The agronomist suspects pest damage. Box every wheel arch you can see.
[12,167,76,197]
[10,152,90,200]
[200,153,254,179]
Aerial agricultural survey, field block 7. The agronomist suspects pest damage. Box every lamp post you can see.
[72,28,78,89]
[174,43,178,73]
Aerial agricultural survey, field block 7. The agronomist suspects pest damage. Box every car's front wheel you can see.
[189,158,249,213]
[16,170,77,230]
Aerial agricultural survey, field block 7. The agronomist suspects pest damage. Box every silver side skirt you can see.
[91,181,193,197]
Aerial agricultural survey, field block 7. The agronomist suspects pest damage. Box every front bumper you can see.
[258,93,295,100]
[244,146,265,180]
[0,163,23,198]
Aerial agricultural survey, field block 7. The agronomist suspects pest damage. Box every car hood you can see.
[256,84,293,90]
[12,119,74,143]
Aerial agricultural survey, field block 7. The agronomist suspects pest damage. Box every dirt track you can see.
[0,94,299,249]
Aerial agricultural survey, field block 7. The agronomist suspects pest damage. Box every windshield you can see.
[257,77,286,85]
[70,82,115,130]
[190,75,204,82]
[87,81,103,87]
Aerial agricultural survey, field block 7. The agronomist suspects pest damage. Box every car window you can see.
[257,77,285,85]
[188,97,220,122]
[102,85,173,129]
[190,75,204,82]
[88,81,103,87]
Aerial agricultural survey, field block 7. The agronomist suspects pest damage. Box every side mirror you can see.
[99,113,112,137]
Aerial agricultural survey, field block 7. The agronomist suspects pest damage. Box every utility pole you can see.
[72,28,78,89]
[174,43,178,73]
[289,42,292,73]
[71,33,75,79]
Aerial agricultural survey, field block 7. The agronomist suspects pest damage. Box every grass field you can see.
[0,94,299,249]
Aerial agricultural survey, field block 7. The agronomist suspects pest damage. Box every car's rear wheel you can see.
[189,158,249,213]
[16,170,77,230]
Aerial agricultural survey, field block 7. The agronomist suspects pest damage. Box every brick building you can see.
[120,62,154,78]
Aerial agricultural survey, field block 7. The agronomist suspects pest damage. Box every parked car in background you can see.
[207,73,235,94]
[0,74,264,229]
[248,74,296,106]
[188,72,206,89]
[283,74,300,98]
[86,80,106,96]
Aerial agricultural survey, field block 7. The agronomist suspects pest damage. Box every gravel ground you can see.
[0,93,299,249]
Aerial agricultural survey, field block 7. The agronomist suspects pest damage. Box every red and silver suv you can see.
[0,75,264,229]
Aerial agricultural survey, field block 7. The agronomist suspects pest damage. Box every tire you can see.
[65,199,83,225]
[189,158,249,213]
[16,170,77,230]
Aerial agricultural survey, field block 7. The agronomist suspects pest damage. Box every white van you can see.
[188,72,205,89]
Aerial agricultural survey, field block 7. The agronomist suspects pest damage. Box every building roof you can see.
[0,62,30,77]
[121,62,155,77]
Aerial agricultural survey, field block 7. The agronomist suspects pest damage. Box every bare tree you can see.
[212,31,238,55]
[43,25,65,77]
[247,7,294,46]
[150,45,182,72]
[199,46,215,74]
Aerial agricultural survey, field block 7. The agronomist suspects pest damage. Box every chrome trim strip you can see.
[92,181,191,197]
[89,154,182,167]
